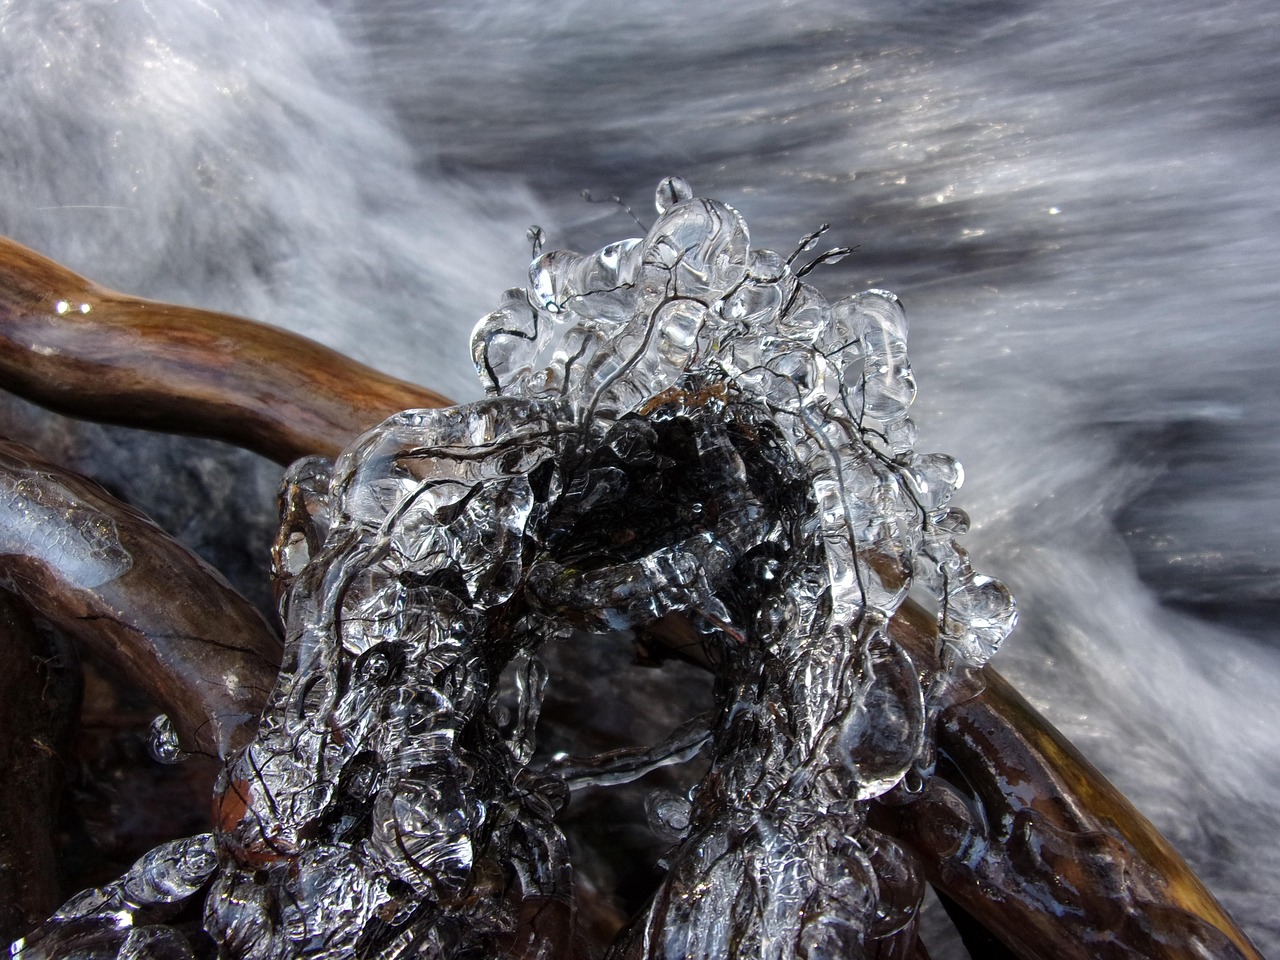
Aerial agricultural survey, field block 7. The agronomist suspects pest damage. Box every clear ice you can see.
[0,461,133,592]
[17,180,1016,959]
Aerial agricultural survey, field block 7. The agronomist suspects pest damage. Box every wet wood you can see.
[0,237,448,464]
[0,595,79,943]
[875,601,1265,960]
[638,611,1263,958]
[0,439,282,757]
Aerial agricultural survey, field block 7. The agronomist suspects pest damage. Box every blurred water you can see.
[0,0,1277,951]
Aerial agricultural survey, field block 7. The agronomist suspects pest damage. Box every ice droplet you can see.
[147,714,187,765]
[641,197,750,301]
[901,452,964,511]
[655,175,692,213]
[646,790,693,842]
[944,574,1018,667]
[839,632,926,800]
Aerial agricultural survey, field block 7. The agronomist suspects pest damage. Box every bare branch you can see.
[0,237,448,464]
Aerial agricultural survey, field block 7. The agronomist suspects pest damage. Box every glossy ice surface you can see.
[15,182,1015,959]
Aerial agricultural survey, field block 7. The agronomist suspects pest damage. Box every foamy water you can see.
[1,0,1276,951]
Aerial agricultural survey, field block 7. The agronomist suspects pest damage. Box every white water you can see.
[0,0,1276,951]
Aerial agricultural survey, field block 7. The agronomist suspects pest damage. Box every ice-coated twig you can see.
[541,711,713,791]
[0,178,1264,960]
[0,438,282,758]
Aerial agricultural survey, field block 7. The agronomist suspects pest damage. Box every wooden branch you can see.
[0,439,282,757]
[0,595,79,943]
[0,237,447,464]
[875,602,1265,960]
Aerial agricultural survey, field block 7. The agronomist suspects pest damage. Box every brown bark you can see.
[0,439,282,758]
[0,596,79,943]
[874,602,1265,960]
[0,237,447,464]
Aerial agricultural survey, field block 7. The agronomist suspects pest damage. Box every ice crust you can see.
[17,180,1015,960]
[0,466,132,592]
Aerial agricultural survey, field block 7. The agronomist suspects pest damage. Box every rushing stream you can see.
[0,0,1277,953]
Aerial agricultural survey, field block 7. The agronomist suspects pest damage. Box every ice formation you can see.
[15,179,1015,959]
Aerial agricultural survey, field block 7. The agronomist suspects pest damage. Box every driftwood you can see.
[880,603,1263,960]
[0,236,446,464]
[0,238,1264,958]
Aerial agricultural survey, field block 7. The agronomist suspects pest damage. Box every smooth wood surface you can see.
[0,237,448,464]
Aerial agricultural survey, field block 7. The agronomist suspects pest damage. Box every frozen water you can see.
[17,182,1014,957]
[2,0,1278,954]
[146,715,188,766]
[0,457,132,591]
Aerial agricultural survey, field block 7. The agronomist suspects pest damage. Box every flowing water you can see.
[0,0,1277,952]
